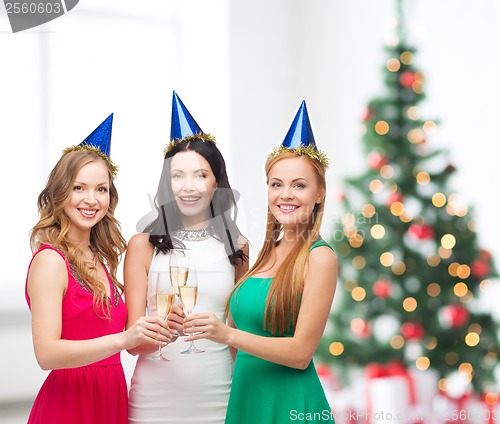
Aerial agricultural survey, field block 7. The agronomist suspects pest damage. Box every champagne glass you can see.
[179,265,205,354]
[150,272,175,361]
[169,248,190,336]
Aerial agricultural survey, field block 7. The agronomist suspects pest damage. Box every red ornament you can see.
[386,192,404,206]
[373,280,392,298]
[362,108,374,121]
[407,223,435,240]
[351,318,371,339]
[440,304,470,328]
[401,322,425,340]
[368,151,389,170]
[471,260,491,279]
[400,71,415,88]
[478,249,492,261]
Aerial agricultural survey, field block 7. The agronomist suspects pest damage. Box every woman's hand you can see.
[167,304,185,339]
[122,315,173,350]
[183,313,230,344]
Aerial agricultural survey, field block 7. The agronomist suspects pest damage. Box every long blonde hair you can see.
[30,150,127,315]
[230,152,326,335]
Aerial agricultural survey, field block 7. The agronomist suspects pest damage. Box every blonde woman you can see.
[26,115,171,424]
[184,101,338,423]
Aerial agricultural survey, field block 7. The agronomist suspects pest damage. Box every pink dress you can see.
[25,245,128,424]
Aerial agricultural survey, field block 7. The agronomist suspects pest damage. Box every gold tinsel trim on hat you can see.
[62,145,119,179]
[164,133,217,156]
[267,144,330,168]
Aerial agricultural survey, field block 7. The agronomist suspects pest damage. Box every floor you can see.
[0,401,31,423]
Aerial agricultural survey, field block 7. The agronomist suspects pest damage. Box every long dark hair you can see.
[143,138,246,266]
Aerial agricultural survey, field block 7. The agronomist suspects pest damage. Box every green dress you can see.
[226,239,335,424]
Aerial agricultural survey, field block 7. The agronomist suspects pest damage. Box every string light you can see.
[438,378,447,391]
[369,179,384,193]
[329,342,344,356]
[375,120,390,135]
[392,261,406,275]
[371,224,385,239]
[427,283,441,297]
[456,264,471,279]
[438,247,452,259]
[386,58,401,72]
[427,254,441,267]
[468,324,482,335]
[407,128,425,144]
[362,203,376,218]
[425,337,438,350]
[400,51,413,64]
[390,335,404,349]
[352,256,366,269]
[465,332,480,347]
[390,201,405,216]
[400,213,413,223]
[412,71,425,93]
[415,357,430,370]
[403,297,417,312]
[349,233,364,248]
[432,192,446,207]
[344,279,358,291]
[407,106,420,120]
[423,121,437,134]
[380,252,395,267]
[453,282,468,297]
[351,288,366,301]
[448,262,460,277]
[479,279,491,292]
[380,165,394,179]
[416,171,430,185]
[441,234,456,249]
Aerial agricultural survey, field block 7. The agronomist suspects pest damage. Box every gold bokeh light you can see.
[380,252,395,267]
[432,192,446,207]
[403,297,417,312]
[329,342,344,356]
[375,121,390,135]
[352,287,366,301]
[386,58,401,72]
[371,224,385,239]
[441,234,456,249]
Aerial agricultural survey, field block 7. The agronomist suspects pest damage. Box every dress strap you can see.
[310,238,334,252]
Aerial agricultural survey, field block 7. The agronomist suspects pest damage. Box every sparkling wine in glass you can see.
[169,248,190,335]
[169,248,190,298]
[150,272,175,361]
[179,265,204,354]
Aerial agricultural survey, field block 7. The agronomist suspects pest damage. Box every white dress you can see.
[128,235,235,424]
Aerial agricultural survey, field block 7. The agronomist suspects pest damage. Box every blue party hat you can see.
[170,91,203,141]
[165,91,216,155]
[62,113,118,177]
[282,100,316,150]
[268,100,329,168]
[79,113,113,156]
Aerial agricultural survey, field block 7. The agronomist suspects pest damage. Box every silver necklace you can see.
[173,227,211,241]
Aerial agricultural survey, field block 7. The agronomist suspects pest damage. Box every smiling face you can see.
[63,159,110,238]
[170,150,218,228]
[267,156,325,231]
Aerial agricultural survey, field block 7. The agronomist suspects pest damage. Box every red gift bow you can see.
[365,361,417,423]
[481,393,498,424]
[440,391,472,424]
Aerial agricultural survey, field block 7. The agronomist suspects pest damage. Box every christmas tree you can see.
[319,3,499,395]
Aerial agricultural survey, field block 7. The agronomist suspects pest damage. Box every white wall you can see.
[1,0,499,406]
